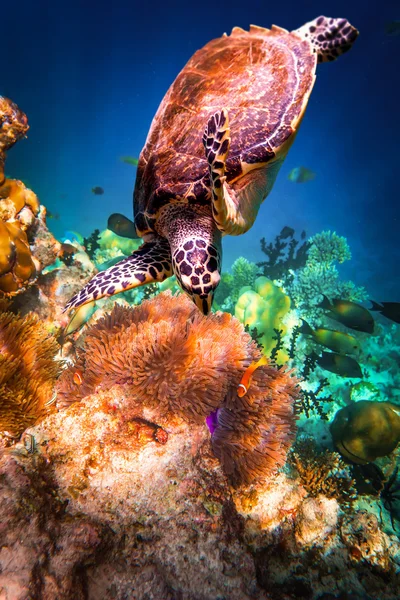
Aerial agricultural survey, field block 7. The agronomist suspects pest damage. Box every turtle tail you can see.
[293,16,359,63]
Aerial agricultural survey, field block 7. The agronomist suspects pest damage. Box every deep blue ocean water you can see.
[2,0,398,299]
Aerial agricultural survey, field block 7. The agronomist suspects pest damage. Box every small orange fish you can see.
[237,355,268,397]
[73,371,83,385]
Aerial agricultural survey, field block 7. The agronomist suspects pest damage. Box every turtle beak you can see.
[191,289,214,315]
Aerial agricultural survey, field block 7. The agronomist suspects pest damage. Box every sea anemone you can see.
[57,292,299,485]
[212,364,300,485]
[0,310,60,437]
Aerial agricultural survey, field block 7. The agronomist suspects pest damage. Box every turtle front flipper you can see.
[293,17,358,63]
[63,237,172,312]
[203,110,259,236]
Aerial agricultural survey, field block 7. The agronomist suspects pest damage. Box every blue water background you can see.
[2,0,398,298]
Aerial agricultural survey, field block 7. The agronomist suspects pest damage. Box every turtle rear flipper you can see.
[63,237,172,312]
[294,16,358,63]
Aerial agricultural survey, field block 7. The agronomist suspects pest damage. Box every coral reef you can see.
[56,291,299,485]
[214,256,260,312]
[235,276,291,363]
[308,230,351,264]
[0,97,60,295]
[289,437,357,505]
[210,257,256,315]
[10,239,98,342]
[257,226,310,283]
[1,413,399,599]
[0,96,28,185]
[93,227,142,265]
[288,230,368,323]
[0,310,60,438]
[82,228,100,259]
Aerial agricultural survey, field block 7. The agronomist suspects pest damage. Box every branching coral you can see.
[288,230,368,322]
[257,226,310,282]
[308,230,351,265]
[56,291,299,485]
[290,438,357,505]
[0,310,60,437]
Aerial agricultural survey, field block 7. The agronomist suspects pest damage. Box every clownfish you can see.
[73,371,83,385]
[237,355,268,398]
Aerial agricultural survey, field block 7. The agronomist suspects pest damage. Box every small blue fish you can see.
[288,166,316,184]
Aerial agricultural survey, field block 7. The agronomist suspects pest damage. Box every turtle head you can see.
[157,204,222,315]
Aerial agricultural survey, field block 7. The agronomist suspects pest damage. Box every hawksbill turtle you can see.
[65,15,358,315]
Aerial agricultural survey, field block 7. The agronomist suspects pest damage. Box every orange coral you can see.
[0,97,60,296]
[0,310,60,437]
[0,220,37,292]
[57,292,299,485]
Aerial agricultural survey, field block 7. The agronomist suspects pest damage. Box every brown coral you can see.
[0,310,60,437]
[0,96,29,185]
[0,219,37,292]
[289,437,357,505]
[0,97,60,296]
[56,291,299,485]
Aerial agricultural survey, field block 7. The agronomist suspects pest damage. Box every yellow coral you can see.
[0,178,39,220]
[98,228,142,256]
[235,276,291,362]
[0,310,60,437]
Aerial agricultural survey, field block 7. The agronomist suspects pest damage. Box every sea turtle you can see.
[65,15,358,316]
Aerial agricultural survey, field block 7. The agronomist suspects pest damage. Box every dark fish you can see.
[58,243,77,257]
[107,213,139,239]
[318,295,374,333]
[370,301,400,324]
[288,166,316,183]
[301,230,306,240]
[92,186,104,195]
[46,210,60,220]
[330,401,400,464]
[385,21,400,36]
[120,156,139,166]
[299,319,360,354]
[315,351,362,378]
[280,226,295,239]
